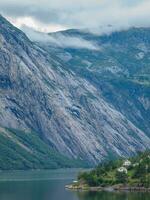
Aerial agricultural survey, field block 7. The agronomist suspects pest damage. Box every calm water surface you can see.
[0,169,149,200]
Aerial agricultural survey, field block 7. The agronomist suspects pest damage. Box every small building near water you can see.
[123,160,131,167]
[117,167,128,174]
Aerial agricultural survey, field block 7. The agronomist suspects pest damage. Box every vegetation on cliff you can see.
[0,127,87,170]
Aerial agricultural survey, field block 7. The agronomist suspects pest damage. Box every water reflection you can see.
[76,191,150,200]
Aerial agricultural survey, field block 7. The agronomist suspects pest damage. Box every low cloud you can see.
[22,26,100,50]
[0,0,150,34]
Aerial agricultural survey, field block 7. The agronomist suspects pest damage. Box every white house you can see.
[133,162,139,167]
[117,167,128,174]
[123,160,131,167]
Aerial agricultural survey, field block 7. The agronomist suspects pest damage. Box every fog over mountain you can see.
[21,26,100,50]
[0,0,150,34]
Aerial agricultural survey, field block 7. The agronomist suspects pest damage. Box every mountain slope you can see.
[0,127,84,170]
[44,28,150,136]
[0,15,150,167]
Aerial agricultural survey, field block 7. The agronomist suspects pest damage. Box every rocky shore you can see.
[65,184,150,192]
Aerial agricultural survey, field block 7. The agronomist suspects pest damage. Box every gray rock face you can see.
[0,15,150,165]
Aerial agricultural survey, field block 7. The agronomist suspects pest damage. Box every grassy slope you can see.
[0,127,86,170]
[78,151,150,187]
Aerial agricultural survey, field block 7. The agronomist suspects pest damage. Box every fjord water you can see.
[0,169,149,200]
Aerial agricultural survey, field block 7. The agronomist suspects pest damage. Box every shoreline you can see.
[65,184,150,192]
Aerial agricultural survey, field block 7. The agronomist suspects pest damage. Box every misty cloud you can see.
[0,0,150,34]
[22,26,100,50]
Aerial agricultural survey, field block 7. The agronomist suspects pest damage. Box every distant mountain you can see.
[0,14,150,169]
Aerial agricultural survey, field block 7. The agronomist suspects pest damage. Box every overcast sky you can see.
[1,0,150,33]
